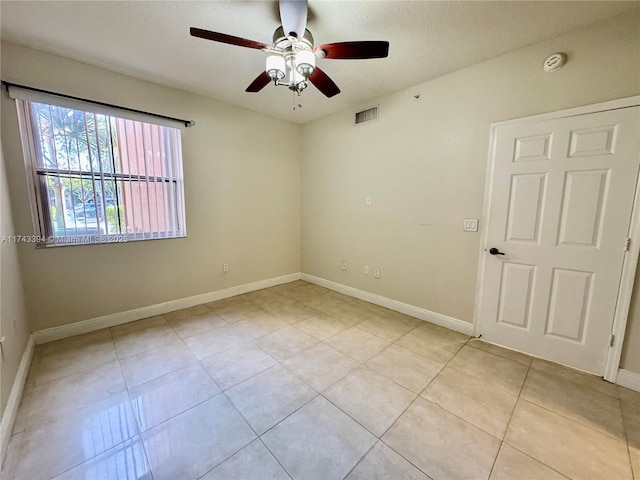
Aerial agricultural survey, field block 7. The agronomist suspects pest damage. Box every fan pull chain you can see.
[292,89,302,110]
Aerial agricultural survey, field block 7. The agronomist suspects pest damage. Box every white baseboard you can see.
[301,274,474,336]
[617,369,640,392]
[1,334,35,466]
[33,272,301,345]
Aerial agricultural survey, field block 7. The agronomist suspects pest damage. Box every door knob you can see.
[489,248,505,255]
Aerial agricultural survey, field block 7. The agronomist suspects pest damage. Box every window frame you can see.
[14,96,187,247]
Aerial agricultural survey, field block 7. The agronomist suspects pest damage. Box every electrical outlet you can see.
[365,196,372,206]
[341,260,348,271]
[364,265,369,275]
[373,268,380,278]
[223,262,230,273]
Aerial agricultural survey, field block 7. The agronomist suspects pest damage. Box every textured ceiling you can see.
[1,1,637,124]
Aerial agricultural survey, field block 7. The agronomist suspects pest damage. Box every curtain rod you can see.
[1,80,195,128]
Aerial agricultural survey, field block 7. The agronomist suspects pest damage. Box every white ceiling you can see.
[1,1,637,124]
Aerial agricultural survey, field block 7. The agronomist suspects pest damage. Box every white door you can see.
[478,106,640,375]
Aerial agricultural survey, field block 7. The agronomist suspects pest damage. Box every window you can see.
[13,92,186,246]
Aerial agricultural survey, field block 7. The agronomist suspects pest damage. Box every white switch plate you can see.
[463,219,479,232]
[341,260,348,271]
[365,196,372,206]
[364,265,369,275]
[373,268,380,278]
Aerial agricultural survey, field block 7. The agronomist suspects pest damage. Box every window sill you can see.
[35,233,187,248]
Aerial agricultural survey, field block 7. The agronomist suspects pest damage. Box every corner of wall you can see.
[0,138,32,466]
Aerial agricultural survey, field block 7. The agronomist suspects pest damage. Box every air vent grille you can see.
[355,106,378,125]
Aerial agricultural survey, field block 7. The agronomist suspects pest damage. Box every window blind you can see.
[14,94,187,246]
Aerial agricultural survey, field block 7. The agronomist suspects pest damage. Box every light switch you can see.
[463,219,478,232]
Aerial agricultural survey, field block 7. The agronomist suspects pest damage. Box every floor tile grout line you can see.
[618,399,638,480]
[516,354,628,440]
[193,389,295,480]
[276,333,428,400]
[28,337,120,389]
[340,439,380,480]
[437,339,532,397]
[31,287,457,480]
[115,344,158,480]
[6,285,399,478]
[361,342,451,394]
[250,326,320,363]
[377,437,438,480]
[464,336,533,367]
[354,362,420,396]
[486,353,533,479]
[27,354,118,390]
[221,362,281,394]
[319,386,432,478]
[318,391,390,439]
[118,318,229,479]
[528,359,621,400]
[500,363,630,476]
[322,336,389,364]
[365,339,499,479]
[499,443,573,480]
[376,338,465,440]
[254,437,295,480]
[255,390,321,438]
[515,396,631,443]
[120,337,199,390]
[47,436,151,480]
[236,309,376,442]
[50,353,156,480]
[15,281,636,480]
[277,346,359,393]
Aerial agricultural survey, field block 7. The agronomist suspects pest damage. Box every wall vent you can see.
[354,106,378,125]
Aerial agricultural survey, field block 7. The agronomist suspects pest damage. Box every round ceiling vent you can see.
[543,52,567,73]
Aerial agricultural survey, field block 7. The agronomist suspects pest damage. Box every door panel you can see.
[568,125,617,157]
[545,268,592,342]
[497,262,536,329]
[557,169,608,247]
[514,134,552,162]
[479,107,640,374]
[505,173,546,243]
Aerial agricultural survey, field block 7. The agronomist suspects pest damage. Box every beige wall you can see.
[1,9,638,380]
[301,12,640,371]
[1,139,30,418]
[1,41,302,333]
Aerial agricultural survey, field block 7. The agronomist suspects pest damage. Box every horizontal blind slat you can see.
[19,101,186,246]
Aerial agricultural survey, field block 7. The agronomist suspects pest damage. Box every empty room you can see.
[1,1,639,479]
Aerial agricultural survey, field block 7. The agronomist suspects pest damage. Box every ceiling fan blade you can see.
[190,27,270,50]
[308,67,340,98]
[246,72,272,93]
[314,41,390,59]
[279,0,308,38]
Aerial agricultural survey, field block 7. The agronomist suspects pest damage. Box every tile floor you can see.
[2,280,638,480]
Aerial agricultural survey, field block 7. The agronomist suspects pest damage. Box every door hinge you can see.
[625,238,631,251]
[609,334,615,347]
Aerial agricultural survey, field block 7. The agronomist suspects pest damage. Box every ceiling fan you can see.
[190,0,389,99]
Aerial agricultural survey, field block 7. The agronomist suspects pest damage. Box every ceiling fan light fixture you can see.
[292,70,308,91]
[266,55,286,80]
[190,0,389,100]
[295,50,315,77]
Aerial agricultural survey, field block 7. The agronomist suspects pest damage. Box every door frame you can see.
[473,95,640,383]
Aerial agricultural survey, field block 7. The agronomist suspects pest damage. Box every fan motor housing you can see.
[273,26,314,49]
